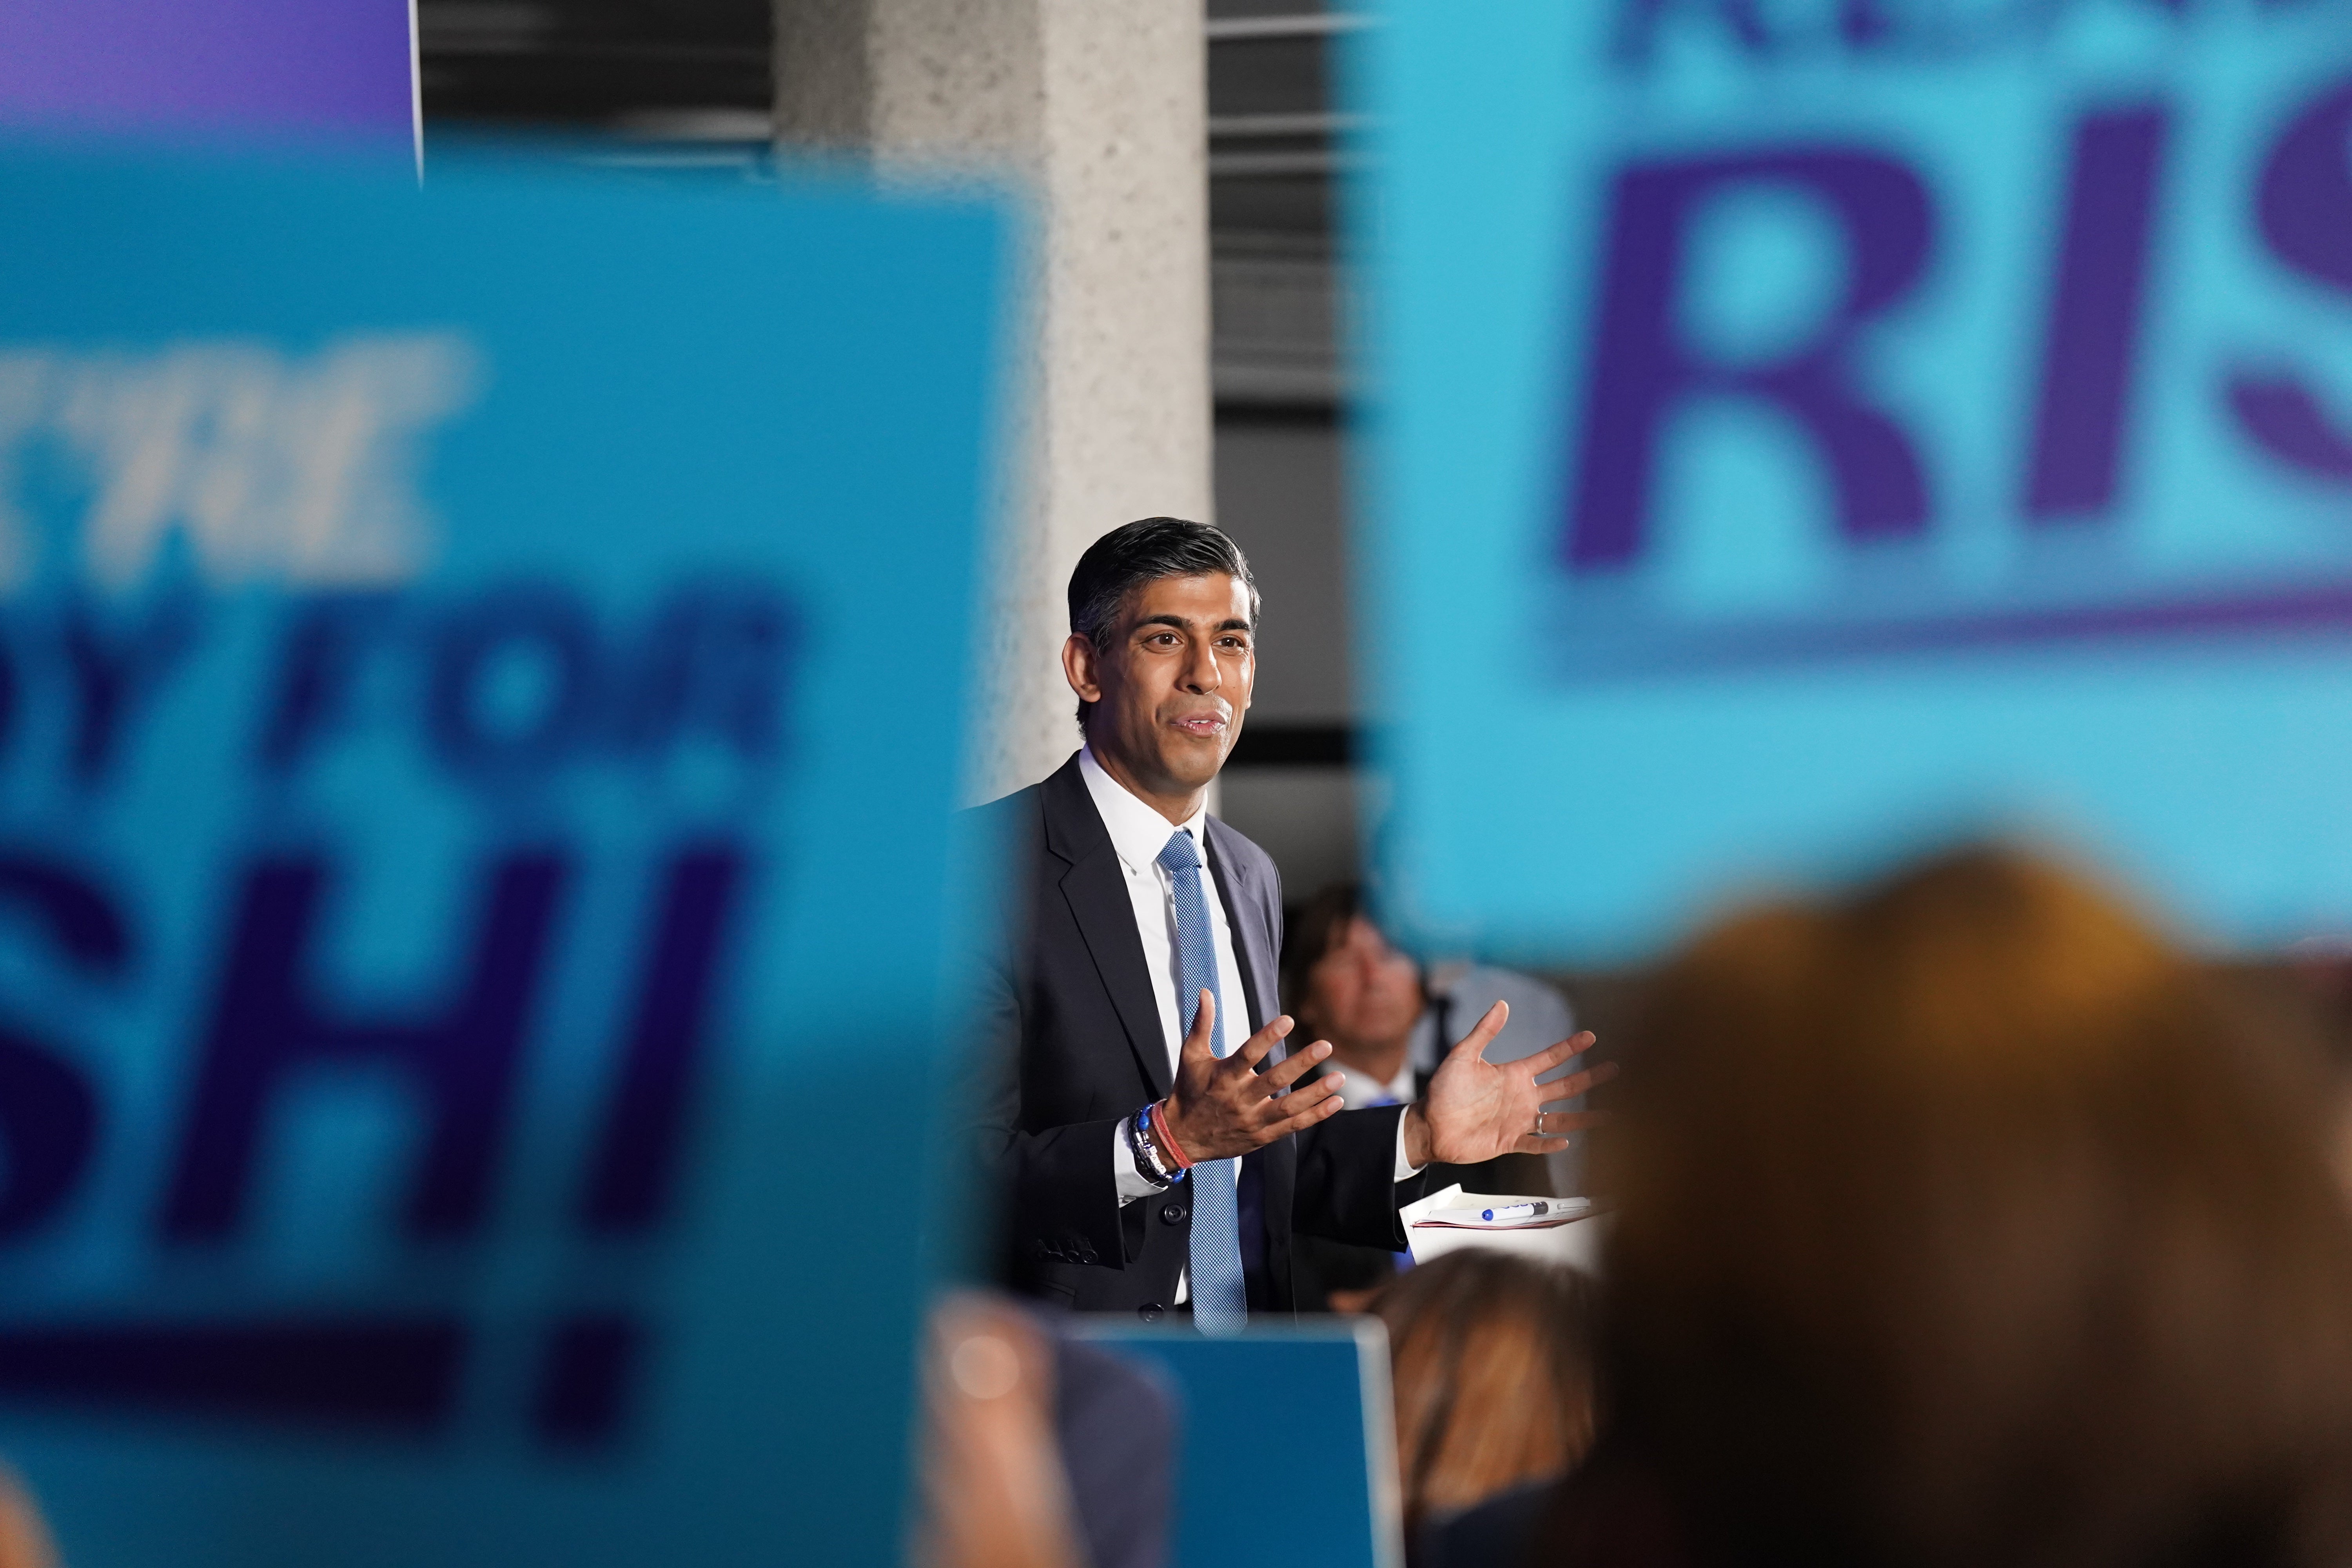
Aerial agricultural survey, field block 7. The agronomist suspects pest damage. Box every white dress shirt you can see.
[1358,1054,1421,1108]
[1078,748,1422,1228]
[1081,747,1252,1212]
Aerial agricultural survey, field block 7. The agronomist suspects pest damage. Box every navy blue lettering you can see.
[63,595,196,785]
[256,595,399,774]
[2229,74,2352,483]
[1564,148,1934,571]
[532,1314,641,1446]
[578,845,745,1232]
[616,585,798,762]
[427,586,601,777]
[0,629,21,766]
[268,583,799,782]
[0,857,122,1237]
[160,851,569,1242]
[2023,105,2170,519]
[1614,0,2216,64]
[0,1318,463,1434]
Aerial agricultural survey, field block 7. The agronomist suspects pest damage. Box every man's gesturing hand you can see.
[1403,1002,1614,1169]
[1158,991,1347,1164]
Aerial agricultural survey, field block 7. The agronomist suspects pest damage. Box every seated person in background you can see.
[1369,1252,1596,1538]
[1280,882,1586,1310]
[1425,847,2352,1568]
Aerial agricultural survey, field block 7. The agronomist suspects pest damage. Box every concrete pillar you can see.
[777,0,1214,802]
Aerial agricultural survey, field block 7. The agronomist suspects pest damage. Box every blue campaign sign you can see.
[1360,1,2352,961]
[1074,1322,1403,1568]
[0,143,1004,1564]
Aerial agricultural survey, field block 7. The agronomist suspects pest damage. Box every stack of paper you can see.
[1401,1184,1608,1273]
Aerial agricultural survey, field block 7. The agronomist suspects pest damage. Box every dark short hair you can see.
[1067,516,1260,733]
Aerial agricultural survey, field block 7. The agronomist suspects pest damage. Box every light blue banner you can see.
[1359,0,2352,962]
[0,143,1004,1564]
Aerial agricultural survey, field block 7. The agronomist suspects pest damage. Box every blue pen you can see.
[1481,1201,1548,1222]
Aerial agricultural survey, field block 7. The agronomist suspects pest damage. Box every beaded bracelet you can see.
[1125,1110,1173,1189]
[1128,1105,1183,1186]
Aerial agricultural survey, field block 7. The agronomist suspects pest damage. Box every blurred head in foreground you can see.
[0,1471,53,1568]
[1585,848,2352,1568]
[1374,1250,1595,1532]
[913,1294,1083,1568]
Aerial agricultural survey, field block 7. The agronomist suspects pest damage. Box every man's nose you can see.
[1181,639,1220,692]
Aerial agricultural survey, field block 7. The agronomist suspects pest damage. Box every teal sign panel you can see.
[0,143,1004,1564]
[1359,1,2352,961]
[1074,1323,1403,1568]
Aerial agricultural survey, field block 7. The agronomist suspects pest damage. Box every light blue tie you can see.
[1157,829,1248,1336]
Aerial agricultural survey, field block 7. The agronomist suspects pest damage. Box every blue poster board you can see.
[1359,2,2352,962]
[0,142,1005,1564]
[1074,1321,1404,1568]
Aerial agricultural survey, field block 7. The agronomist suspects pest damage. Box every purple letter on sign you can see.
[2022,105,2170,521]
[1564,148,1935,572]
[2227,75,2352,485]
[161,851,568,1244]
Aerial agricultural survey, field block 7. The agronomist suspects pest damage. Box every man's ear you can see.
[1061,634,1102,703]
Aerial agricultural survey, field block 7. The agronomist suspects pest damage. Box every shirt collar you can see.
[1077,746,1207,875]
[1376,1055,1420,1105]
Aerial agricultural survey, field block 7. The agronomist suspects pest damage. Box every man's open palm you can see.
[1160,992,1345,1163]
[1414,1002,1612,1167]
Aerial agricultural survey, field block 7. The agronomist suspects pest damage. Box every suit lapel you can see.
[1043,759,1174,1100]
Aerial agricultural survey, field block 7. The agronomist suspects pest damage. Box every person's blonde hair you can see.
[1373,1250,1595,1530]
[1592,847,2352,1567]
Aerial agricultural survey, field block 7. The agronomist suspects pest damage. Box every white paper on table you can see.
[1401,1183,1609,1274]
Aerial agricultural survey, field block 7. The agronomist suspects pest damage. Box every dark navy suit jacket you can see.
[974,754,1422,1316]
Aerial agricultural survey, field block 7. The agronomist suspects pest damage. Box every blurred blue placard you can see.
[1074,1321,1403,1568]
[1361,0,2352,960]
[0,143,1003,1564]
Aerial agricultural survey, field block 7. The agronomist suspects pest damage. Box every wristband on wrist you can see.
[1125,1109,1174,1190]
[1147,1100,1194,1172]
[1133,1105,1185,1184]
[1136,1104,1187,1183]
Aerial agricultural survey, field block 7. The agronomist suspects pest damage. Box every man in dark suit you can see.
[976,517,1606,1327]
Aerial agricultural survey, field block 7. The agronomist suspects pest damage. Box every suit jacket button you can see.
[1160,1202,1187,1225]
[1138,1303,1165,1323]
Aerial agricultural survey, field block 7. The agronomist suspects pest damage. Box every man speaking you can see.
[977,517,1606,1329]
